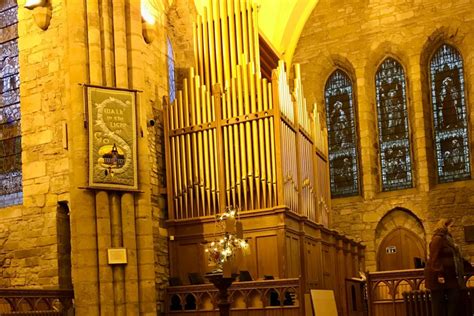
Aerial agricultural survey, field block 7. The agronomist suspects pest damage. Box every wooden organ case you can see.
[163,0,365,314]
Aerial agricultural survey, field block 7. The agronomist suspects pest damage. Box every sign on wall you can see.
[386,246,397,254]
[87,86,138,190]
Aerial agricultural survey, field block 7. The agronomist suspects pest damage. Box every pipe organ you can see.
[164,1,364,314]
[165,0,330,220]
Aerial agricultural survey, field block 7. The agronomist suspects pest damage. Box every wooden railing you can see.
[0,289,74,315]
[367,269,474,316]
[403,288,474,316]
[166,278,302,315]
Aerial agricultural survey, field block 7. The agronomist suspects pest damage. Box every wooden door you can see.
[377,228,425,271]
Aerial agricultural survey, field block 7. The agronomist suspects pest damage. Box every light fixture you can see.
[141,1,156,44]
[24,0,45,9]
[142,19,156,44]
[24,0,52,30]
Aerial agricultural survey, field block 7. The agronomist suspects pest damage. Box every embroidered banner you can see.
[87,86,138,190]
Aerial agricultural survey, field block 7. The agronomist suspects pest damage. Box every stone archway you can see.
[375,208,426,271]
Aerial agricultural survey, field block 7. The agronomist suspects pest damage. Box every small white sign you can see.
[386,246,397,254]
[107,248,128,265]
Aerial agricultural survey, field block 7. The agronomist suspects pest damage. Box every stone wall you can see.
[144,2,173,312]
[0,0,70,288]
[0,0,199,313]
[0,0,174,314]
[148,1,198,312]
[166,0,198,90]
[293,0,474,270]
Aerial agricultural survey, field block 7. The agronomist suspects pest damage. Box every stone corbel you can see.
[142,19,156,44]
[24,0,52,31]
[141,2,156,44]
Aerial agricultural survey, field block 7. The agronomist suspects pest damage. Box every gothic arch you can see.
[362,43,416,193]
[323,55,358,89]
[429,44,470,182]
[420,26,469,66]
[320,57,358,126]
[375,208,426,270]
[370,51,413,130]
[419,27,472,186]
[296,53,357,116]
[364,42,413,122]
[366,41,411,87]
[374,57,414,191]
[324,64,361,197]
[375,207,426,253]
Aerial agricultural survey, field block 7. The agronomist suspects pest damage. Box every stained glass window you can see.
[167,37,176,104]
[430,44,470,183]
[325,70,359,197]
[375,58,413,191]
[0,1,22,207]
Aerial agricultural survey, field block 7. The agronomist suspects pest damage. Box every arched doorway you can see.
[375,208,426,271]
[377,227,425,271]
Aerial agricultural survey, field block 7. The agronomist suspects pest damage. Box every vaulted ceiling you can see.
[193,0,319,63]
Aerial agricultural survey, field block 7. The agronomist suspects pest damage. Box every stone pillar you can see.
[95,191,114,316]
[111,193,126,316]
[121,193,140,314]
[64,0,159,314]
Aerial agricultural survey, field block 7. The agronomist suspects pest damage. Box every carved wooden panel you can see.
[286,234,301,278]
[256,235,279,279]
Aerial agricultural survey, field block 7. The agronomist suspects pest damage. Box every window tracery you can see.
[324,69,359,197]
[167,37,176,104]
[0,1,22,206]
[429,44,470,183]
[375,57,413,191]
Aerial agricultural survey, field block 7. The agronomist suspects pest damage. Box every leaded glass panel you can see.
[0,0,17,11]
[0,6,17,28]
[0,2,22,206]
[375,58,413,191]
[167,38,176,104]
[325,70,359,197]
[430,44,470,183]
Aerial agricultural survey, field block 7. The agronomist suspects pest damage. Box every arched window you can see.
[429,44,470,183]
[0,1,22,207]
[375,58,413,191]
[167,37,176,104]
[324,69,359,197]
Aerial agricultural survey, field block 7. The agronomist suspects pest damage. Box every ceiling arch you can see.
[194,0,319,64]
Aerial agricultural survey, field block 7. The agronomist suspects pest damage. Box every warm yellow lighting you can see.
[142,21,156,44]
[141,0,157,43]
[24,0,45,9]
[141,1,156,25]
[193,0,320,64]
[24,0,51,30]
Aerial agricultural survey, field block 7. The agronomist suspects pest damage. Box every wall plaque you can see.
[107,248,128,265]
[87,86,138,190]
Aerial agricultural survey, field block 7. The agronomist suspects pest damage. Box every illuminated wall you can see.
[193,0,319,63]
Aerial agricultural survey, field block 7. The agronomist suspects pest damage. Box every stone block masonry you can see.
[293,0,474,270]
